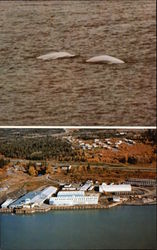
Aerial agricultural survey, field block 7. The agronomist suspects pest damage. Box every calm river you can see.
[0,0,156,125]
[0,206,156,250]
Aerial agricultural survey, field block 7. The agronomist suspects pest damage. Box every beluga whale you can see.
[86,55,125,64]
[37,51,76,60]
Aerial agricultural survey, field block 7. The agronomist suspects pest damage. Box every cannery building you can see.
[49,190,99,206]
[9,186,57,208]
[99,183,131,193]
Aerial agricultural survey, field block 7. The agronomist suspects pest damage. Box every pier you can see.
[0,202,123,214]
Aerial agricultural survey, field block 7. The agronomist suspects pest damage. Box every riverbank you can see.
[0,202,121,214]
[1,200,156,215]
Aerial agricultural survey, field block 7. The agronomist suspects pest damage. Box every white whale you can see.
[86,55,125,64]
[37,51,76,60]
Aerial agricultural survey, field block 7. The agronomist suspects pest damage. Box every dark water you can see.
[0,0,156,125]
[0,206,156,250]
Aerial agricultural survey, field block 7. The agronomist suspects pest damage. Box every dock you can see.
[0,202,122,214]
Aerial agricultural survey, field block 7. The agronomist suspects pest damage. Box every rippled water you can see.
[0,0,156,125]
[0,206,156,250]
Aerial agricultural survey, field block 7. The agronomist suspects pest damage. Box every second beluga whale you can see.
[86,55,125,64]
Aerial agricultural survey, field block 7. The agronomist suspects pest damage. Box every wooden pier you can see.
[0,202,122,214]
[0,208,14,213]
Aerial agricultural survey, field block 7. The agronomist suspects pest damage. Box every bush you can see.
[128,156,137,164]
[28,166,37,176]
[0,158,10,168]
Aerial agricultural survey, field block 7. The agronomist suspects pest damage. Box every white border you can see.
[0,126,156,129]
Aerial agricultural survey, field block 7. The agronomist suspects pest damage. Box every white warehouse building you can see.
[79,182,92,191]
[1,199,15,208]
[10,186,57,208]
[49,190,99,206]
[99,183,131,193]
[57,191,85,197]
[49,196,99,206]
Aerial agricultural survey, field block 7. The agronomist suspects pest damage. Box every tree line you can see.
[0,137,85,161]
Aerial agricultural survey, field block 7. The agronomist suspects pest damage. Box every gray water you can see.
[0,206,156,250]
[0,0,156,126]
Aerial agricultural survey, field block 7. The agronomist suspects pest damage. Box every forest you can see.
[0,136,85,161]
[0,129,156,164]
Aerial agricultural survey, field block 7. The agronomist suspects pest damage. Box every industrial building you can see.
[125,178,156,187]
[57,191,85,197]
[10,186,57,209]
[62,183,77,191]
[113,196,121,202]
[49,190,99,206]
[1,199,15,208]
[62,187,76,191]
[99,183,131,193]
[79,181,93,191]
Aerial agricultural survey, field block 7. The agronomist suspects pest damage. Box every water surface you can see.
[0,0,156,125]
[0,206,156,250]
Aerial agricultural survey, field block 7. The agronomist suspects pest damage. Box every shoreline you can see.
[0,201,156,215]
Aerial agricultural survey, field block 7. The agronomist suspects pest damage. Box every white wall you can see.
[57,191,85,197]
[99,184,131,193]
[1,199,14,208]
[49,195,99,206]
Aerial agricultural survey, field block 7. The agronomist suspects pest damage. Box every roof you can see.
[1,199,15,208]
[80,183,92,191]
[10,186,57,208]
[57,191,85,197]
[100,184,131,192]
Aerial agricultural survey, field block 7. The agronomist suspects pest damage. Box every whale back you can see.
[37,52,76,60]
[86,55,125,64]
